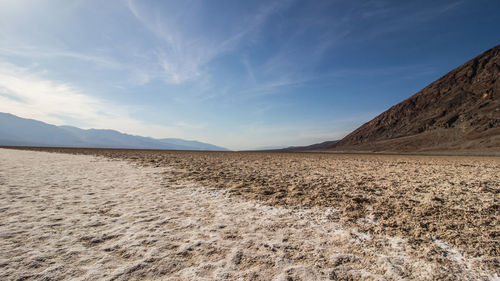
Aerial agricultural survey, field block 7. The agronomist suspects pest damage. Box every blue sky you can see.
[0,0,498,150]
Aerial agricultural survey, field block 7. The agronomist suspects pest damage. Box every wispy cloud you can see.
[0,61,186,138]
[351,1,466,40]
[0,46,121,69]
[0,44,162,86]
[125,0,293,85]
[125,0,222,84]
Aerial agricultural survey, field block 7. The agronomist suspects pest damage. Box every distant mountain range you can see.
[298,44,500,155]
[0,113,229,151]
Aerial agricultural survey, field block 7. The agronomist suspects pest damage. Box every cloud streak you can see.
[0,46,121,69]
[0,44,163,88]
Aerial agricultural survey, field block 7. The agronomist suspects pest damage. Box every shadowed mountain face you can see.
[330,44,500,155]
[0,113,229,151]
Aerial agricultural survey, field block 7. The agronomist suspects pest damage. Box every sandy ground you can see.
[0,148,498,280]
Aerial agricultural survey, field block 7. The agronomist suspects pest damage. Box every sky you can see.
[0,0,499,150]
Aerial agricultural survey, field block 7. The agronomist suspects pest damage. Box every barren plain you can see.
[0,148,499,280]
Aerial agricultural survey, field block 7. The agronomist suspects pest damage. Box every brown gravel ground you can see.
[8,147,500,277]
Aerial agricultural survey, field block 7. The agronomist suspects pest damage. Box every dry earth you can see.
[0,148,499,280]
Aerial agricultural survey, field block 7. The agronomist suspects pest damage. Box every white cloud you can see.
[0,61,185,138]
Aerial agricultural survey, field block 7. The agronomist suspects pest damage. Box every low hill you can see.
[279,140,339,152]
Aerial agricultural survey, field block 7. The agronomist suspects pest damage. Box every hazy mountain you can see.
[0,113,85,147]
[0,113,229,151]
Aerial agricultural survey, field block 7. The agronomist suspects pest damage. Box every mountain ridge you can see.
[0,112,229,151]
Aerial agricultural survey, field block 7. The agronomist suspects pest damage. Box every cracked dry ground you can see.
[1,148,499,280]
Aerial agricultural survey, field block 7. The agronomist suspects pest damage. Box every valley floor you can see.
[0,148,498,280]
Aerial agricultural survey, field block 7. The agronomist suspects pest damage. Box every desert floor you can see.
[0,148,498,280]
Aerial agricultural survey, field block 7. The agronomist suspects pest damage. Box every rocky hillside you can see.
[332,45,500,155]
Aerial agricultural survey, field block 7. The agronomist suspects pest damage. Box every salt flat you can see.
[0,148,497,280]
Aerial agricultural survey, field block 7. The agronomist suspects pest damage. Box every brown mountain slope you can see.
[331,44,500,155]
